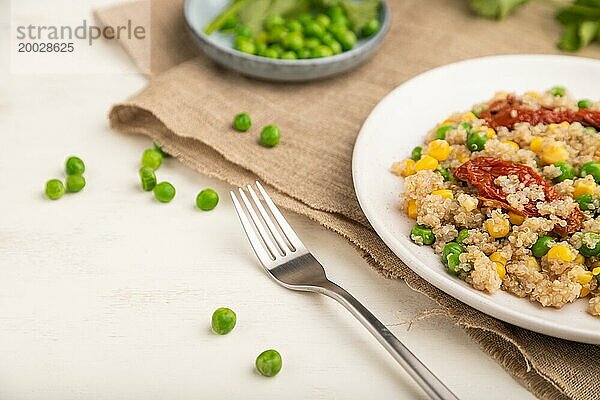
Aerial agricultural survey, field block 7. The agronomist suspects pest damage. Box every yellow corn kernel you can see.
[527,256,541,271]
[508,212,525,225]
[407,199,418,219]
[494,261,506,280]
[485,219,510,239]
[490,252,508,265]
[427,140,452,161]
[457,153,471,163]
[560,121,570,128]
[392,159,416,177]
[530,137,543,153]
[414,155,439,172]
[547,245,573,262]
[581,287,590,297]
[443,118,453,125]
[525,91,540,99]
[541,142,569,165]
[575,254,585,265]
[592,266,600,276]
[547,123,559,132]
[571,265,593,285]
[573,179,596,198]
[502,140,520,150]
[462,112,476,121]
[486,128,496,139]
[431,189,454,199]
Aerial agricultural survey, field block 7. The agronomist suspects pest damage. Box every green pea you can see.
[254,41,267,54]
[585,127,597,134]
[335,30,357,51]
[153,182,176,203]
[259,47,279,59]
[280,51,298,60]
[235,25,252,38]
[410,146,422,161]
[436,166,452,181]
[576,194,595,212]
[211,307,236,335]
[285,19,303,32]
[65,156,85,175]
[269,43,284,54]
[580,162,600,183]
[298,13,312,25]
[315,14,331,29]
[327,5,345,20]
[311,45,333,58]
[330,15,349,27]
[550,86,566,97]
[196,188,219,211]
[65,175,85,193]
[457,229,469,244]
[578,99,592,109]
[220,15,238,32]
[552,162,575,183]
[442,242,464,275]
[296,48,312,59]
[233,112,252,132]
[282,31,304,51]
[328,41,342,54]
[532,235,554,258]
[141,149,163,170]
[579,232,600,257]
[235,37,256,55]
[466,131,488,152]
[304,21,325,39]
[304,37,320,50]
[435,125,455,140]
[45,179,65,200]
[268,26,287,43]
[460,122,472,133]
[139,166,157,191]
[256,349,282,377]
[410,224,435,245]
[264,15,285,31]
[361,19,380,37]
[260,125,281,147]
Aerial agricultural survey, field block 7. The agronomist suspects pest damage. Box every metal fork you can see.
[230,182,459,400]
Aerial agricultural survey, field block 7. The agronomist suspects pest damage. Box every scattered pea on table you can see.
[255,349,282,377]
[196,189,219,211]
[65,156,85,175]
[139,166,157,191]
[65,174,86,193]
[142,148,163,170]
[233,112,252,132]
[260,125,281,148]
[45,179,65,200]
[211,307,237,335]
[153,181,176,203]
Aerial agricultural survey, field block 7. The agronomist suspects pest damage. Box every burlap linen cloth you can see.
[96,1,600,398]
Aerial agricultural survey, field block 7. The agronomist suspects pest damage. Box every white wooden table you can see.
[0,2,534,398]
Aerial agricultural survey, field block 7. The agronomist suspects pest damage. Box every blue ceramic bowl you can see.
[184,0,390,82]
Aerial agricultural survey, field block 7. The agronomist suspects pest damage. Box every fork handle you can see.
[319,280,459,400]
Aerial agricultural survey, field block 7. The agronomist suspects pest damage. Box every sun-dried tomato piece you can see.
[454,157,583,236]
[480,96,600,130]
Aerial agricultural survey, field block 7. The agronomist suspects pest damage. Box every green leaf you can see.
[204,0,249,34]
[579,20,599,45]
[469,0,529,20]
[558,23,581,51]
[341,0,380,33]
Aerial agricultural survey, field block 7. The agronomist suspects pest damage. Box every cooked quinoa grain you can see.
[393,88,600,316]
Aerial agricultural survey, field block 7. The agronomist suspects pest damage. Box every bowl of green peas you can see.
[184,0,390,82]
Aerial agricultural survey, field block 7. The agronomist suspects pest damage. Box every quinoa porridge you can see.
[391,87,600,316]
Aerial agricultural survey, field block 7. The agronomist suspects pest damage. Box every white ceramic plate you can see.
[353,55,600,344]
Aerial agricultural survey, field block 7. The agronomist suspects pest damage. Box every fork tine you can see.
[247,185,288,255]
[237,188,280,259]
[230,191,275,264]
[255,181,304,251]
